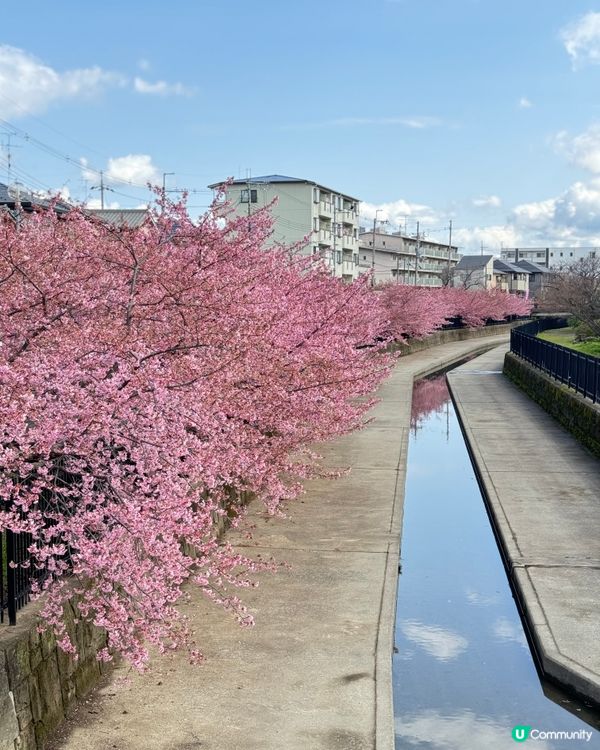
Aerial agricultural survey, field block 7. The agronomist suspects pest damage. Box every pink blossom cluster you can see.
[0,197,392,669]
[379,284,532,342]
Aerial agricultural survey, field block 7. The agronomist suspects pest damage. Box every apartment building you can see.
[500,246,599,268]
[358,229,460,286]
[207,175,361,282]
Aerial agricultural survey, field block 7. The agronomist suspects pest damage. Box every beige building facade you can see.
[358,229,460,286]
[208,175,361,282]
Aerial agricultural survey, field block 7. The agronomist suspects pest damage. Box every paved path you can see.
[448,346,600,706]
[49,334,509,750]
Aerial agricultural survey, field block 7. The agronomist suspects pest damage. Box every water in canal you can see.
[393,369,600,749]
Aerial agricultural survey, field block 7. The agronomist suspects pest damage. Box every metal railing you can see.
[1,526,48,625]
[510,318,599,404]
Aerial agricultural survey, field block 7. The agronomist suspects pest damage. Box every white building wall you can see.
[213,180,361,282]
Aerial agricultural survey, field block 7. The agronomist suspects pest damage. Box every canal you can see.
[393,368,600,749]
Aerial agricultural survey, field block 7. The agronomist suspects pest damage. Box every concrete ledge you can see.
[392,321,522,355]
[449,346,600,710]
[504,351,600,459]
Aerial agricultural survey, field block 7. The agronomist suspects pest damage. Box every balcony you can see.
[319,228,332,245]
[319,201,332,217]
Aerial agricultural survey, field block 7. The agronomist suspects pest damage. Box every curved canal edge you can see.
[372,336,508,750]
[447,344,600,709]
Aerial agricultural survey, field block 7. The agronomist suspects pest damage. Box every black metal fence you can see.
[510,317,600,404]
[0,527,44,625]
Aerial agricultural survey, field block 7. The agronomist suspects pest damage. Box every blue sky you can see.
[2,0,600,252]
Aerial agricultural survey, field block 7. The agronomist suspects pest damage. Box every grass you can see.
[537,327,600,358]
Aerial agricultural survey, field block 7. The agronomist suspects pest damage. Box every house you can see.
[514,259,552,298]
[492,259,529,296]
[207,175,361,282]
[501,246,599,269]
[84,208,152,230]
[0,182,70,222]
[358,229,460,286]
[452,255,495,289]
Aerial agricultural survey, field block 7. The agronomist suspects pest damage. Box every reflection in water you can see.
[410,374,449,432]
[396,710,553,750]
[399,619,468,662]
[394,373,600,749]
[493,616,528,649]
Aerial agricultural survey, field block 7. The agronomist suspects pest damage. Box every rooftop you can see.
[85,208,151,229]
[207,175,360,201]
[455,254,494,270]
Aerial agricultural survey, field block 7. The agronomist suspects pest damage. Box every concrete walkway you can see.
[48,335,510,750]
[448,346,600,706]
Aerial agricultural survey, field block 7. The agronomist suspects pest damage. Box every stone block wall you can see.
[0,594,108,750]
[0,486,252,749]
[504,351,600,459]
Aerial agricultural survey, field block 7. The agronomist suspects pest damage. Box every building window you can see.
[313,187,319,203]
[336,251,342,264]
[362,254,367,260]
[241,189,257,203]
[313,217,319,231]
[353,253,359,265]
[550,252,554,256]
[513,273,518,280]
[368,241,372,246]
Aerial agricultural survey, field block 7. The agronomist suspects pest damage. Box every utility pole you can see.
[333,197,337,275]
[91,171,106,209]
[415,220,420,286]
[371,209,382,287]
[447,219,453,274]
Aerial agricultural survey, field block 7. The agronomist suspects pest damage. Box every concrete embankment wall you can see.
[504,351,600,459]
[393,321,521,355]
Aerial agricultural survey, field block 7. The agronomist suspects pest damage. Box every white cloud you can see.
[85,197,120,210]
[133,76,195,97]
[106,154,160,185]
[518,96,532,109]
[554,123,600,174]
[560,12,600,69]
[399,620,468,661]
[0,45,124,118]
[493,617,527,648]
[452,224,521,254]
[361,197,439,229]
[472,195,502,209]
[137,58,151,72]
[512,197,557,230]
[79,157,98,184]
[396,710,552,750]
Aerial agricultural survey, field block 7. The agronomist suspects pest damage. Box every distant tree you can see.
[540,256,600,337]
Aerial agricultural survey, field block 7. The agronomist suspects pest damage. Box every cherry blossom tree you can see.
[380,284,531,341]
[0,195,392,669]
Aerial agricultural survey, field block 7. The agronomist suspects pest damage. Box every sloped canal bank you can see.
[393,369,600,749]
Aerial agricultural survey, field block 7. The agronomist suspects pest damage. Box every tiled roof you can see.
[85,209,151,229]
[455,254,493,270]
[494,258,529,274]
